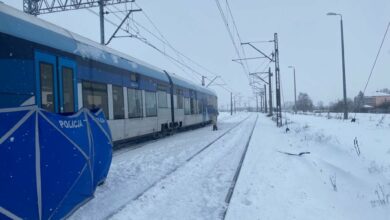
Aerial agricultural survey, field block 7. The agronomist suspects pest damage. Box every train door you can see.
[35,51,77,113]
[35,51,58,112]
[58,57,78,113]
[202,98,207,122]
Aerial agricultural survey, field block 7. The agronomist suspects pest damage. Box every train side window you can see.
[176,89,183,109]
[40,62,55,112]
[130,73,137,81]
[145,91,157,117]
[184,98,190,115]
[177,95,183,109]
[190,98,196,114]
[198,100,203,114]
[127,88,143,118]
[62,67,75,113]
[82,81,109,118]
[112,85,124,119]
[157,91,168,108]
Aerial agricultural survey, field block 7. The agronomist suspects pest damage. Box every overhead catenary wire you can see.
[255,59,272,73]
[107,4,234,92]
[88,7,206,83]
[132,3,188,67]
[215,0,274,104]
[353,21,390,118]
[247,40,275,44]
[225,0,251,77]
[214,0,249,79]
[113,4,189,74]
[132,14,220,79]
[362,22,390,95]
[95,8,201,81]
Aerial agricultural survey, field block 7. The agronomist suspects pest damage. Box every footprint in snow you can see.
[242,198,252,206]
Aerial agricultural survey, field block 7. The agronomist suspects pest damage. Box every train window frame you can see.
[127,88,143,118]
[184,97,191,115]
[198,99,203,114]
[145,91,157,117]
[176,89,184,109]
[130,73,137,82]
[39,62,55,112]
[177,95,184,109]
[112,85,125,119]
[82,80,109,118]
[61,66,75,113]
[190,98,196,115]
[157,90,168,108]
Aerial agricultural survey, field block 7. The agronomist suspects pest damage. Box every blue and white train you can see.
[0,3,218,144]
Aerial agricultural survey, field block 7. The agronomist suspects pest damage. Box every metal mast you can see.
[274,33,282,127]
[99,0,105,45]
[23,0,136,45]
[268,67,273,116]
[264,84,267,113]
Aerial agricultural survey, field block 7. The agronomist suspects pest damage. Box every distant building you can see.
[363,91,390,108]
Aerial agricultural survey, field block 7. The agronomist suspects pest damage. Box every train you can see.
[0,3,218,144]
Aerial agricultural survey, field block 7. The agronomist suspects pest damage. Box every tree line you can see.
[290,88,390,113]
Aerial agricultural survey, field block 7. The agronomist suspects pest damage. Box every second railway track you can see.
[221,114,259,219]
[105,114,255,219]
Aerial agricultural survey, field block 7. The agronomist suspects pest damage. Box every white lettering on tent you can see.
[96,117,105,124]
[58,120,83,129]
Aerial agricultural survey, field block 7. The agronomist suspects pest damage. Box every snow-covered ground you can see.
[70,112,253,219]
[226,113,390,220]
[70,112,390,220]
[110,114,256,220]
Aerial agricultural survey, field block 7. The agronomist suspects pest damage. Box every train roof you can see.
[168,73,217,96]
[0,3,217,97]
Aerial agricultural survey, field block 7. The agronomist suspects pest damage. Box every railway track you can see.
[221,114,259,219]
[113,139,158,158]
[105,114,254,219]
[113,113,245,158]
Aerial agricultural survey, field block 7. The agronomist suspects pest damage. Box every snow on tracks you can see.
[221,114,259,219]
[69,113,254,219]
[108,114,258,219]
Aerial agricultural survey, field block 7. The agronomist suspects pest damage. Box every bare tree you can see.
[295,93,314,112]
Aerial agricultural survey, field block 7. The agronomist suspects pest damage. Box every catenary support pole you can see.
[99,0,105,45]
[261,94,264,112]
[293,67,297,113]
[230,92,233,115]
[268,67,273,116]
[264,84,268,114]
[234,97,236,113]
[274,33,282,127]
[327,12,348,119]
[340,17,348,119]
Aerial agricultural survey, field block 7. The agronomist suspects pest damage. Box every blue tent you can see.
[0,106,112,220]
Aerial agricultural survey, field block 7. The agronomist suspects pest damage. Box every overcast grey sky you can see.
[3,0,390,108]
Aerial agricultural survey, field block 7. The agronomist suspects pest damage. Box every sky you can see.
[2,0,390,108]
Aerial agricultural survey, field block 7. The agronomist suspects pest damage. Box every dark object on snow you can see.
[329,175,337,192]
[354,137,361,156]
[0,106,113,220]
[277,150,310,157]
[209,106,218,131]
[285,127,290,133]
[351,118,356,122]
